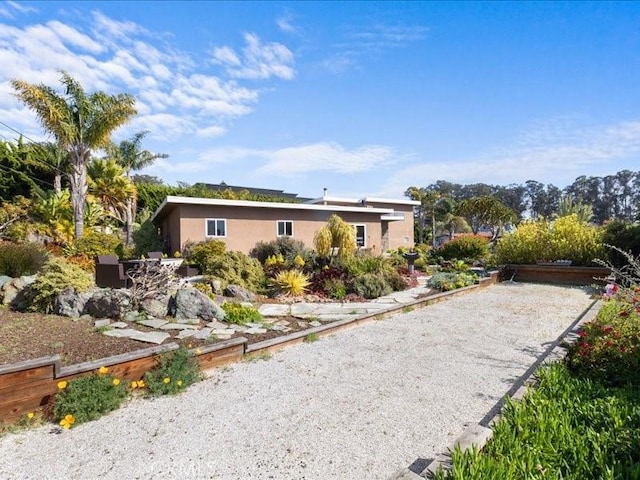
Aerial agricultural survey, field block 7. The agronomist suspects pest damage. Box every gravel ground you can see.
[0,283,594,480]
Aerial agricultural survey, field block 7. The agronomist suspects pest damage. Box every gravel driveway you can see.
[0,283,594,480]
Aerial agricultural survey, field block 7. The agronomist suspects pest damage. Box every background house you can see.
[151,192,418,254]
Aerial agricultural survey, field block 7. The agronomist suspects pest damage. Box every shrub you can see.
[382,270,408,291]
[53,369,129,427]
[322,278,347,300]
[222,302,263,324]
[64,231,123,258]
[310,264,349,295]
[22,257,93,313]
[438,235,490,261]
[185,239,227,271]
[0,241,48,277]
[429,272,476,291]
[496,215,604,266]
[345,251,394,276]
[351,273,392,299]
[601,220,640,268]
[550,214,605,265]
[436,363,640,479]
[144,347,203,396]
[566,297,640,387]
[250,237,312,265]
[204,251,265,292]
[132,219,164,257]
[193,282,214,298]
[271,269,311,296]
[495,220,551,264]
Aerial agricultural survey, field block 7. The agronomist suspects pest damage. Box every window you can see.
[352,224,366,247]
[277,220,293,237]
[206,219,226,237]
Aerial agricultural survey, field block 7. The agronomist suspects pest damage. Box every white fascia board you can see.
[381,213,406,221]
[152,196,394,222]
[304,196,360,205]
[363,197,421,206]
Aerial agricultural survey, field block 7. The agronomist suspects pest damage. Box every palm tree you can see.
[11,71,136,239]
[107,131,167,246]
[87,158,135,226]
[405,187,452,247]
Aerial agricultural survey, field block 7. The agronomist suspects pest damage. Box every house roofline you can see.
[150,195,396,223]
[305,196,420,206]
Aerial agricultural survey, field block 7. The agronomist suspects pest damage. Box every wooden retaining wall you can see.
[0,273,499,424]
[500,265,611,285]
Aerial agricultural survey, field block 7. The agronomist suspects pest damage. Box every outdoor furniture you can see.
[95,255,129,288]
[147,251,163,260]
[176,264,200,277]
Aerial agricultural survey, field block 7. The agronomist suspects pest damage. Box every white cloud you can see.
[276,13,298,34]
[155,143,399,178]
[212,46,240,66]
[92,10,146,40]
[381,119,640,197]
[212,32,295,80]
[321,22,427,73]
[259,143,395,175]
[196,125,227,138]
[1,9,295,147]
[0,1,36,19]
[47,20,104,54]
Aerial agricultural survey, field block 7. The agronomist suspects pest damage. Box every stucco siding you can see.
[168,204,384,254]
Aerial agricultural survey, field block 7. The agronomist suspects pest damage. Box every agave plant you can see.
[271,269,311,296]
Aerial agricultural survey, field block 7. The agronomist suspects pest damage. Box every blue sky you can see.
[1,1,639,199]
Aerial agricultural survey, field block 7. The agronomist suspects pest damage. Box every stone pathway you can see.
[95,277,434,345]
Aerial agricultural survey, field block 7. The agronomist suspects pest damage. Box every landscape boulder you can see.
[85,289,133,320]
[2,275,37,306]
[54,288,94,318]
[140,295,170,318]
[169,287,226,322]
[224,284,258,303]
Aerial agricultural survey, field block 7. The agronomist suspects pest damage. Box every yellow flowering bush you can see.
[496,215,604,266]
[53,373,129,427]
[144,347,202,396]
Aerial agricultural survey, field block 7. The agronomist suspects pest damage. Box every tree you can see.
[11,71,136,239]
[0,138,56,200]
[556,195,593,223]
[37,142,68,194]
[87,158,135,225]
[313,214,356,260]
[107,131,168,246]
[405,187,451,247]
[456,196,516,240]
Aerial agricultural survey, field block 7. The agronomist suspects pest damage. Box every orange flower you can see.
[27,412,35,419]
[137,380,145,388]
[98,366,109,374]
[57,380,68,390]
[59,414,75,429]
[112,378,121,386]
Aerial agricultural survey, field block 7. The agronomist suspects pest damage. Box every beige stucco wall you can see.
[162,204,391,254]
[366,202,415,250]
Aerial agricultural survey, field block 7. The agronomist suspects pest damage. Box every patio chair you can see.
[95,255,129,288]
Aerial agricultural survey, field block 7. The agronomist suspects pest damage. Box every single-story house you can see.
[150,192,419,254]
